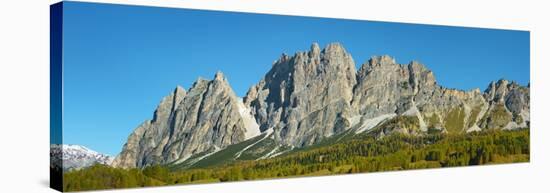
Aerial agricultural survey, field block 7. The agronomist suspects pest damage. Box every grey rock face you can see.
[243,42,529,144]
[480,79,530,130]
[113,42,529,168]
[112,72,258,168]
[244,43,357,146]
[351,55,490,134]
[351,56,432,118]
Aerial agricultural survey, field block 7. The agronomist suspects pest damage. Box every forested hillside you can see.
[63,129,529,191]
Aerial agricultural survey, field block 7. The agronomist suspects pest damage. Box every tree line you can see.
[63,129,529,191]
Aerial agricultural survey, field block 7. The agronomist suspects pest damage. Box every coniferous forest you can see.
[62,129,529,191]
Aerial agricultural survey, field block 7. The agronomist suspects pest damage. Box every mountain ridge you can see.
[111,71,262,168]
[112,42,530,169]
[50,144,114,171]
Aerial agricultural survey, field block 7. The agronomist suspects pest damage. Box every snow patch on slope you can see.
[175,145,221,165]
[267,146,294,159]
[235,128,274,159]
[50,144,114,171]
[349,115,362,127]
[466,124,482,132]
[355,113,397,133]
[237,98,261,140]
[257,146,280,160]
[503,121,526,130]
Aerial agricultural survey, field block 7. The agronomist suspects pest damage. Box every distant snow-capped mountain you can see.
[50,144,114,171]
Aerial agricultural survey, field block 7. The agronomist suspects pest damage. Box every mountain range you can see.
[109,42,530,169]
[50,144,114,171]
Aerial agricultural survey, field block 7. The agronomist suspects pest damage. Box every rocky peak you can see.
[175,85,185,93]
[407,61,436,94]
[370,55,397,66]
[484,79,515,103]
[245,42,357,146]
[309,42,321,58]
[113,42,529,169]
[51,144,114,172]
[357,55,398,79]
[476,79,530,130]
[112,71,253,168]
[322,42,347,58]
[353,55,413,117]
[208,71,234,96]
[193,76,210,88]
[214,70,225,82]
[153,86,186,122]
[483,79,529,119]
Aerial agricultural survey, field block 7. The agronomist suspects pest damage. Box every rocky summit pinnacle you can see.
[244,42,357,146]
[112,42,529,168]
[112,72,260,168]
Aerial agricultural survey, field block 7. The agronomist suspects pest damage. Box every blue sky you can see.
[61,2,529,155]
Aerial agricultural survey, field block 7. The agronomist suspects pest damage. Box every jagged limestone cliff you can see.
[112,72,260,168]
[113,42,529,168]
[244,43,357,147]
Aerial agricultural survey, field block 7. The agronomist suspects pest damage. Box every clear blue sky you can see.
[61,2,529,155]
